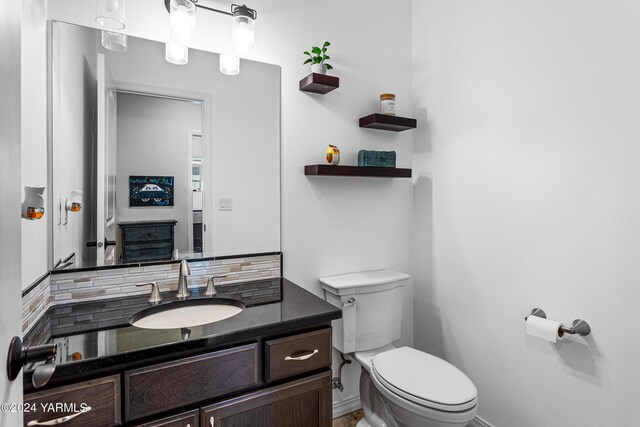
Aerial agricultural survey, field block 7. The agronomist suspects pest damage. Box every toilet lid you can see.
[372,347,477,411]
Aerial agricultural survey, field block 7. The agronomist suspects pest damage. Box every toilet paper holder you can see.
[524,308,591,337]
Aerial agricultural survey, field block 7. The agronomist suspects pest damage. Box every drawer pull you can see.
[210,416,215,426]
[27,406,92,426]
[285,349,319,361]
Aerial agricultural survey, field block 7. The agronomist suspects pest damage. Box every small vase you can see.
[326,145,340,165]
[311,63,327,75]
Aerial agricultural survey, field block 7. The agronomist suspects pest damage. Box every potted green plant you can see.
[303,41,333,74]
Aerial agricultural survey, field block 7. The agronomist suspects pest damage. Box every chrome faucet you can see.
[205,274,227,297]
[176,259,191,299]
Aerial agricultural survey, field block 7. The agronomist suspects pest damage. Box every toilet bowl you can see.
[355,346,477,427]
[320,270,478,427]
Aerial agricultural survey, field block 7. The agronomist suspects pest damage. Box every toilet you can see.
[320,270,478,427]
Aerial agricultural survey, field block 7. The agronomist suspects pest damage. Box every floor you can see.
[333,410,364,427]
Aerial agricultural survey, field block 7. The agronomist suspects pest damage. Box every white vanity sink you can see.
[130,299,244,329]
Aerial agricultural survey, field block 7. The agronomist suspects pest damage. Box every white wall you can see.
[412,1,640,425]
[116,92,201,252]
[47,0,414,409]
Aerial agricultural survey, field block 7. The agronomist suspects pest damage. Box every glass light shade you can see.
[220,54,240,75]
[166,43,189,65]
[96,0,126,30]
[231,15,255,54]
[101,31,128,52]
[170,0,196,44]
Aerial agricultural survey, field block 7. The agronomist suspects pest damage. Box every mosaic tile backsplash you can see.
[22,254,281,334]
[22,275,51,334]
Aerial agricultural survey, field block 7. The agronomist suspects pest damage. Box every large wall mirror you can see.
[47,21,280,270]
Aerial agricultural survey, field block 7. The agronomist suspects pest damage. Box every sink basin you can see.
[130,298,245,329]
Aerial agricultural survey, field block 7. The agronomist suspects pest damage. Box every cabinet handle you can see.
[285,349,319,361]
[27,406,92,426]
[210,416,215,427]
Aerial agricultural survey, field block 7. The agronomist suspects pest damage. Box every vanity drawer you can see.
[265,328,332,383]
[23,375,121,427]
[123,242,173,262]
[123,225,173,242]
[124,344,259,421]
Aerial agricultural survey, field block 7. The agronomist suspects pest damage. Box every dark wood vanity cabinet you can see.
[24,326,333,427]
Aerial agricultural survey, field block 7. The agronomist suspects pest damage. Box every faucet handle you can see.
[179,259,191,275]
[205,274,227,297]
[137,282,162,304]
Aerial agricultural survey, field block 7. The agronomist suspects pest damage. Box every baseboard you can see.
[333,395,362,418]
[469,415,494,427]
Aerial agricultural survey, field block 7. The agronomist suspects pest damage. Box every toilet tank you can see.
[320,270,409,353]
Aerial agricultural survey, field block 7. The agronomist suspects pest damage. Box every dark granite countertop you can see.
[23,278,341,392]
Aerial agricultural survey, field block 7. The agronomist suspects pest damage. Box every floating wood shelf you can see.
[304,164,412,178]
[359,113,417,132]
[299,73,339,94]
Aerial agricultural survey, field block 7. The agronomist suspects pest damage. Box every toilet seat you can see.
[371,347,478,412]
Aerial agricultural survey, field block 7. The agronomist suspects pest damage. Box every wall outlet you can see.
[219,198,233,211]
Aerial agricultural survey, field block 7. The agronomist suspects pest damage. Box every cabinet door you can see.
[201,371,331,427]
[135,409,198,427]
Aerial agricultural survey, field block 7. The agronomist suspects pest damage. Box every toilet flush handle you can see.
[342,298,356,307]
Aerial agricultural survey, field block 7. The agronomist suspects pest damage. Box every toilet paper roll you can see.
[526,315,564,343]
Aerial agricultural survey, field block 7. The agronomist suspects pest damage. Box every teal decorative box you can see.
[357,150,396,167]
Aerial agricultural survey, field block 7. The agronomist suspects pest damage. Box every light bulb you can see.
[232,16,255,54]
[220,54,240,75]
[170,0,196,44]
[166,43,189,65]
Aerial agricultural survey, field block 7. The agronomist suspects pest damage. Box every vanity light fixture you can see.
[21,186,46,220]
[169,0,196,44]
[231,4,256,54]
[219,53,240,75]
[96,0,126,30]
[166,42,189,65]
[163,0,257,72]
[96,0,128,52]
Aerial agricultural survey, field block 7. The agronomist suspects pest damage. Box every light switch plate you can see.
[219,198,233,211]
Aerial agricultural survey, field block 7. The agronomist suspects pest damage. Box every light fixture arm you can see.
[164,0,256,19]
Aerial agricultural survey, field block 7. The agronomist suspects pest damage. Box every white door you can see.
[96,54,117,263]
[0,1,24,422]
